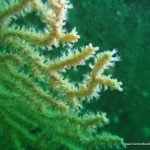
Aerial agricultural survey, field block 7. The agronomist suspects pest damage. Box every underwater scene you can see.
[0,0,149,150]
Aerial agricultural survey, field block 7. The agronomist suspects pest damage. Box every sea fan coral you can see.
[0,0,125,149]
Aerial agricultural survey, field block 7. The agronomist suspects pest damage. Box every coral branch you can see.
[48,43,98,71]
[0,0,31,23]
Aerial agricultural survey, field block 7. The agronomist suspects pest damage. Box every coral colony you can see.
[0,0,125,149]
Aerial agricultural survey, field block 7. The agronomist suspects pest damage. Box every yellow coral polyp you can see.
[60,31,80,43]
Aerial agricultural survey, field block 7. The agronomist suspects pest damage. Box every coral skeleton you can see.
[0,0,125,149]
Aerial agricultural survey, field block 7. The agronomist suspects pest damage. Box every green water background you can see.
[68,0,150,149]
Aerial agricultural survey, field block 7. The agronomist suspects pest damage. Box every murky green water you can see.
[69,0,150,149]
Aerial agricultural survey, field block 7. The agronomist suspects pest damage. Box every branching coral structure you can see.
[0,0,125,149]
